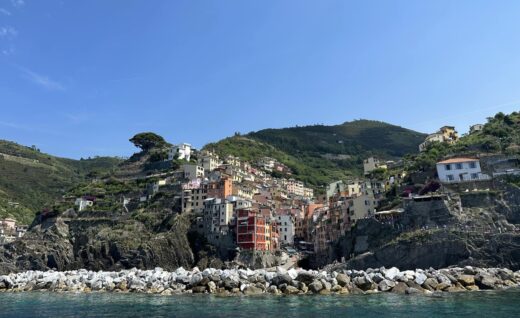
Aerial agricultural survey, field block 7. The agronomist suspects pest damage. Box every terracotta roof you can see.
[437,157,478,164]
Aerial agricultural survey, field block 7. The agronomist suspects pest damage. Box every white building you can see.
[436,158,491,183]
[199,151,221,173]
[284,179,305,197]
[419,133,445,152]
[168,143,192,161]
[182,164,205,180]
[224,155,241,167]
[258,157,276,172]
[276,214,295,245]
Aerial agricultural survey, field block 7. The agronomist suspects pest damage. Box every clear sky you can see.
[1,0,520,159]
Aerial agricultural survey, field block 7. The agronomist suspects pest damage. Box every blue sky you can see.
[1,0,520,159]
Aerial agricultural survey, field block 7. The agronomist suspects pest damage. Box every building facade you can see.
[236,209,269,251]
[276,214,295,245]
[436,158,491,183]
[168,143,192,161]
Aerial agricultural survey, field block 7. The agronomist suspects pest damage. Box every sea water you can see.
[0,289,519,317]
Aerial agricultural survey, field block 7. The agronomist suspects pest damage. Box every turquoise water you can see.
[0,290,519,317]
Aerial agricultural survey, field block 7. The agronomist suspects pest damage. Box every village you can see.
[2,122,514,265]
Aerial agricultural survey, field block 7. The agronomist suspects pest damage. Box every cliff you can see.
[0,206,195,275]
[316,185,520,271]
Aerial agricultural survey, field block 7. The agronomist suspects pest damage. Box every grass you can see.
[0,140,122,224]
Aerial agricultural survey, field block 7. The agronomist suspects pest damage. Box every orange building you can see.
[207,177,233,199]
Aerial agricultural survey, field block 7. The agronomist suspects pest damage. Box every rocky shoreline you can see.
[1,266,519,296]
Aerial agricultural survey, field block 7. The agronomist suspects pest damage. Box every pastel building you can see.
[419,126,459,152]
[436,158,491,183]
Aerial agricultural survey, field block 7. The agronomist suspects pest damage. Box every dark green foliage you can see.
[149,151,168,162]
[129,132,167,151]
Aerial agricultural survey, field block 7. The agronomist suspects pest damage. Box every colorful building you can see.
[236,209,269,251]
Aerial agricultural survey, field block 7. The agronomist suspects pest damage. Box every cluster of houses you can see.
[67,131,520,257]
[0,217,27,244]
[162,145,406,256]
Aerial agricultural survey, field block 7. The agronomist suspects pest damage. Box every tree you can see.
[129,132,167,152]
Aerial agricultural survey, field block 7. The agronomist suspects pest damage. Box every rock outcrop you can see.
[0,208,195,275]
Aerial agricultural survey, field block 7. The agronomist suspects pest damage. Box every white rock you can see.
[384,267,400,280]
[190,273,203,285]
[415,272,427,285]
[287,268,298,280]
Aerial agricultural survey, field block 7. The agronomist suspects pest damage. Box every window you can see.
[469,162,477,169]
[447,175,454,181]
[471,173,478,179]
[455,163,463,170]
[445,164,452,171]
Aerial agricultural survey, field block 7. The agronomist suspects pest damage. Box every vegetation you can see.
[0,140,122,224]
[204,120,425,189]
[129,132,168,152]
[406,111,520,173]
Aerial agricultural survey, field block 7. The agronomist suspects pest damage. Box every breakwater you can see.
[1,266,518,295]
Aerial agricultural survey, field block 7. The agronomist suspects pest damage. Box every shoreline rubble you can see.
[1,266,519,296]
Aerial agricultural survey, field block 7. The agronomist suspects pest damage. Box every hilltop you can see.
[204,120,426,187]
[0,140,122,224]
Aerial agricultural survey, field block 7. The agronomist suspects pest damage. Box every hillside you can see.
[408,111,520,172]
[0,140,122,224]
[204,120,426,187]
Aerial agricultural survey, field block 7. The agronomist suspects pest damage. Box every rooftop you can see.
[437,157,479,164]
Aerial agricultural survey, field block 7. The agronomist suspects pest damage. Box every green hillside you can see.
[204,120,426,188]
[409,111,520,172]
[0,140,122,224]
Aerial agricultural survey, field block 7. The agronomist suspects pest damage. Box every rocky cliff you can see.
[313,184,520,271]
[0,206,196,275]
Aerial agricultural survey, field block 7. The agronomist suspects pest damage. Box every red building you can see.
[236,209,269,251]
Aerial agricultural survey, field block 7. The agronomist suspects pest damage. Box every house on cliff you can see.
[436,158,491,183]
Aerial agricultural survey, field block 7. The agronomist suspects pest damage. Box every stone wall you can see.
[459,191,499,208]
[443,180,495,193]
